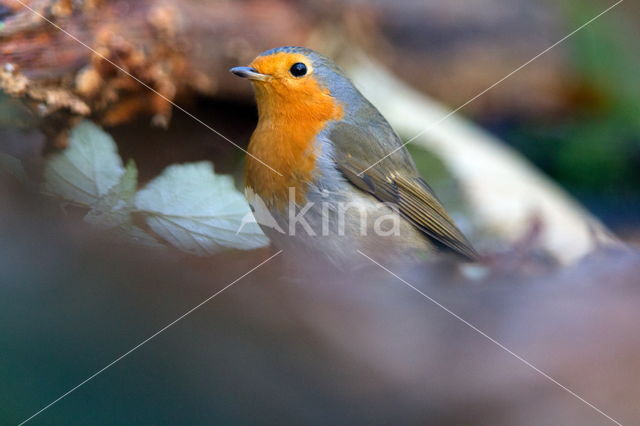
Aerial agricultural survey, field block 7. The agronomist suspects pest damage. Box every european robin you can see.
[231,47,477,264]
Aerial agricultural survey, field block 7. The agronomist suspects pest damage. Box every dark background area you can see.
[374,0,640,234]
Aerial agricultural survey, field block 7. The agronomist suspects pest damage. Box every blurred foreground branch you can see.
[1,174,639,424]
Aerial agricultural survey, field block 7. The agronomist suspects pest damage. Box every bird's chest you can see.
[244,119,325,211]
[244,84,344,211]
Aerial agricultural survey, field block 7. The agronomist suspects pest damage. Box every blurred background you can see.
[1,0,640,424]
[1,0,638,237]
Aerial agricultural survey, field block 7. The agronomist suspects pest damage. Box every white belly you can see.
[245,186,432,268]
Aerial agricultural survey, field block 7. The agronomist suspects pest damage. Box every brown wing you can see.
[329,120,478,261]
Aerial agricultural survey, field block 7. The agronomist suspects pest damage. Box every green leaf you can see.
[43,120,125,205]
[134,162,269,255]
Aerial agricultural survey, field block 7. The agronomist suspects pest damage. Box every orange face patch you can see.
[245,52,344,210]
[250,52,313,81]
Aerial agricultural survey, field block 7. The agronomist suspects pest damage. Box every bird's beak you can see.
[229,66,270,82]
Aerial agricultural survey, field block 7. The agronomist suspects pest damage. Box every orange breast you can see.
[245,62,344,210]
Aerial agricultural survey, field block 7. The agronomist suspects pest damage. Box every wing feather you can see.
[330,120,478,260]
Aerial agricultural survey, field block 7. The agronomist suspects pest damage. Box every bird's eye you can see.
[289,62,307,77]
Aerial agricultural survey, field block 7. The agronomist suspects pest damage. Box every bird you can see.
[230,46,477,266]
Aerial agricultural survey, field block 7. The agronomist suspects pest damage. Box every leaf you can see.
[83,159,166,249]
[41,122,260,255]
[101,224,168,251]
[0,152,27,183]
[124,225,167,249]
[134,162,269,255]
[84,159,138,230]
[42,122,164,249]
[43,120,125,205]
